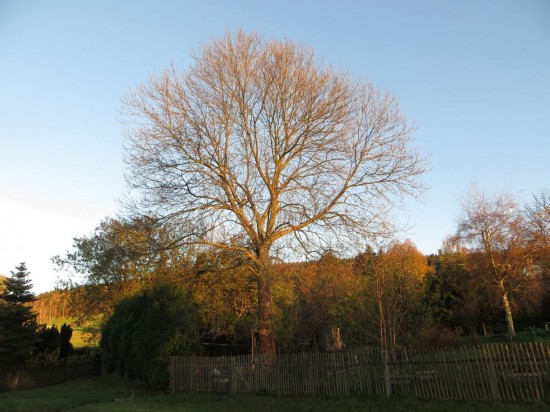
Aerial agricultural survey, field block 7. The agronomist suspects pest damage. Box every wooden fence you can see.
[0,351,102,392]
[169,343,550,401]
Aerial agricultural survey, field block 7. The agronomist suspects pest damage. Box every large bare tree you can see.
[123,31,426,354]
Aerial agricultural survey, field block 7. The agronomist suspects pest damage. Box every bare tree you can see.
[525,192,550,250]
[123,31,427,354]
[455,188,534,338]
[354,240,428,353]
[524,192,550,307]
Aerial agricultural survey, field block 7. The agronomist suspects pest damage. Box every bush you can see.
[100,284,201,389]
[35,325,61,354]
[59,323,74,358]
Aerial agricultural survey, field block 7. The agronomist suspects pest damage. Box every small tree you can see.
[354,241,429,352]
[0,263,38,366]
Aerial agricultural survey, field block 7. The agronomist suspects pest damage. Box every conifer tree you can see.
[0,262,38,366]
[59,323,74,358]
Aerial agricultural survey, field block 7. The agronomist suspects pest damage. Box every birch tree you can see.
[455,188,533,338]
[123,31,426,354]
[525,192,550,251]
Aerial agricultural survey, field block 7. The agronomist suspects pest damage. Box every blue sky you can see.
[1,0,549,292]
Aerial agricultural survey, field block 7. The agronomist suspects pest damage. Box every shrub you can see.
[60,323,74,358]
[35,325,60,354]
[100,284,201,389]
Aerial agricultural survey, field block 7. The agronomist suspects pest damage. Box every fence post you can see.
[230,357,235,395]
[383,349,391,398]
[482,345,500,400]
[168,356,175,393]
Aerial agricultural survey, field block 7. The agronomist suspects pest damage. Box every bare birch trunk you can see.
[500,284,516,338]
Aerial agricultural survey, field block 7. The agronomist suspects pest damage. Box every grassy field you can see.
[46,317,99,348]
[0,377,548,412]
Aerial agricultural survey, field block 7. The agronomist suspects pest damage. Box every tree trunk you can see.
[501,289,516,338]
[255,245,276,355]
[377,290,386,352]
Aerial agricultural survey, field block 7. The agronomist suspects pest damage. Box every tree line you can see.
[10,190,547,387]
[31,290,69,325]
[52,187,550,358]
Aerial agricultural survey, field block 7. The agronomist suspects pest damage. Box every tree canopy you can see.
[53,217,193,339]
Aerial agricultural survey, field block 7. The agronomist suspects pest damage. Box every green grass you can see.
[0,377,135,411]
[46,317,99,348]
[0,377,547,412]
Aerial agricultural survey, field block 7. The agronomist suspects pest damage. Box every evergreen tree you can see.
[0,262,38,366]
[59,323,74,358]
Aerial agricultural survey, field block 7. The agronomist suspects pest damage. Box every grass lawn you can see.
[0,377,548,412]
[0,377,132,411]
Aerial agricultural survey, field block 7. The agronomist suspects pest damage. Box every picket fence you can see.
[169,343,550,401]
[0,351,101,392]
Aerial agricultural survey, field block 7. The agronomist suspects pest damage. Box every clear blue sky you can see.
[1,0,549,292]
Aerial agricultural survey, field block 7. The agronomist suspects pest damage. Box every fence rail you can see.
[169,343,550,401]
[0,351,102,392]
